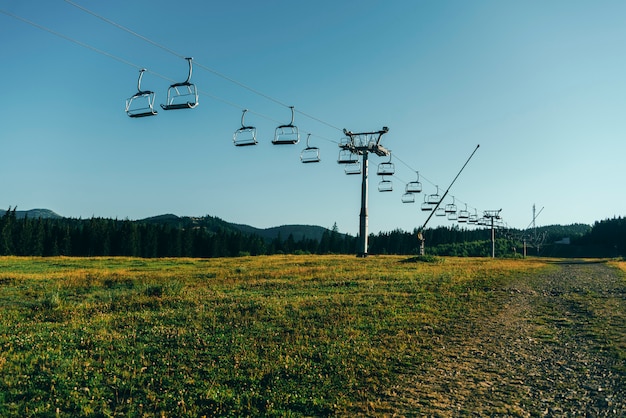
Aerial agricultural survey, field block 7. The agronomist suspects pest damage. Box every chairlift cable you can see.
[7,5,488,219]
[294,109,343,132]
[57,0,284,120]
[0,8,144,71]
[419,144,480,233]
[390,154,436,188]
[391,150,482,215]
[64,0,187,59]
[64,0,344,132]
[0,8,291,127]
[12,3,360,145]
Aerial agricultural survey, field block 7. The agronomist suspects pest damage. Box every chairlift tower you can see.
[483,209,502,258]
[340,127,390,257]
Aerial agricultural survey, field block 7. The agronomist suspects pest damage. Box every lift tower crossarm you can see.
[341,127,389,156]
[418,144,480,255]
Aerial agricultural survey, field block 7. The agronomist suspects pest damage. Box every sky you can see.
[1,0,625,236]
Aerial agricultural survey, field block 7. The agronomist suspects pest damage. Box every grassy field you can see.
[0,255,565,416]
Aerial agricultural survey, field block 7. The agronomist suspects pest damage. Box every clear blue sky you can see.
[1,0,625,235]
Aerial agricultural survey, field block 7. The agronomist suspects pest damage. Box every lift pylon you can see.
[339,127,390,257]
[483,209,502,258]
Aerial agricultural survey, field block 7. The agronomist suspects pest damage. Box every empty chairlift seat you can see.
[161,58,199,110]
[273,106,300,145]
[427,186,441,205]
[125,69,158,118]
[405,171,423,194]
[377,153,395,176]
[233,109,258,146]
[458,204,470,223]
[401,192,415,203]
[421,195,434,211]
[444,197,458,214]
[378,178,393,192]
[300,134,321,163]
[338,149,359,164]
[344,161,361,175]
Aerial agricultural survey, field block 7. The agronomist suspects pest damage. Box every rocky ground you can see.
[390,260,626,416]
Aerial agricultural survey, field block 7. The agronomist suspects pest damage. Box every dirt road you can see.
[391,260,626,416]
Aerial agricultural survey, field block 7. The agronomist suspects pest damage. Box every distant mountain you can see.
[0,208,63,219]
[138,214,338,242]
[521,223,591,242]
[0,208,338,242]
[231,223,332,242]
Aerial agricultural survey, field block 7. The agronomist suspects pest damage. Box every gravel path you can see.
[390,260,626,416]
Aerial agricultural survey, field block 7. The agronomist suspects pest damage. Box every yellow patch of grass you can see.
[609,260,626,275]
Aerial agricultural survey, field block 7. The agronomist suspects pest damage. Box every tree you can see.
[0,207,17,255]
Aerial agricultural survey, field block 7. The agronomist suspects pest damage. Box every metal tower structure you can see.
[523,204,545,256]
[340,127,390,257]
[483,209,502,258]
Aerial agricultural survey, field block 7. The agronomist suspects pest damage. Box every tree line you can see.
[0,208,355,257]
[1,207,623,258]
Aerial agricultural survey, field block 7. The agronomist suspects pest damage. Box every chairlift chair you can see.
[233,109,257,146]
[161,57,198,110]
[273,106,300,144]
[447,211,458,221]
[427,186,441,205]
[378,178,393,192]
[435,207,446,217]
[125,69,158,118]
[338,149,359,164]
[421,195,434,211]
[445,196,458,214]
[344,161,361,175]
[377,152,395,176]
[339,136,352,148]
[405,172,423,194]
[468,210,479,224]
[458,204,470,222]
[401,193,415,203]
[300,134,321,163]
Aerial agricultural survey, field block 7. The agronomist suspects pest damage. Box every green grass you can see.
[0,255,547,417]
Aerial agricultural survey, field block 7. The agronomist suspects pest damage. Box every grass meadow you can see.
[0,255,549,417]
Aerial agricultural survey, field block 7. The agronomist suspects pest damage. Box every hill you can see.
[0,208,63,220]
[138,214,337,242]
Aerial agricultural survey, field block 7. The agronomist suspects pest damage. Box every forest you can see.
[0,207,623,258]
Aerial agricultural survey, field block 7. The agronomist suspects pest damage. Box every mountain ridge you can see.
[138,214,336,241]
[0,208,63,220]
[1,208,340,242]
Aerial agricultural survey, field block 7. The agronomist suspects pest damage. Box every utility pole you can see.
[522,204,544,257]
[340,127,390,257]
